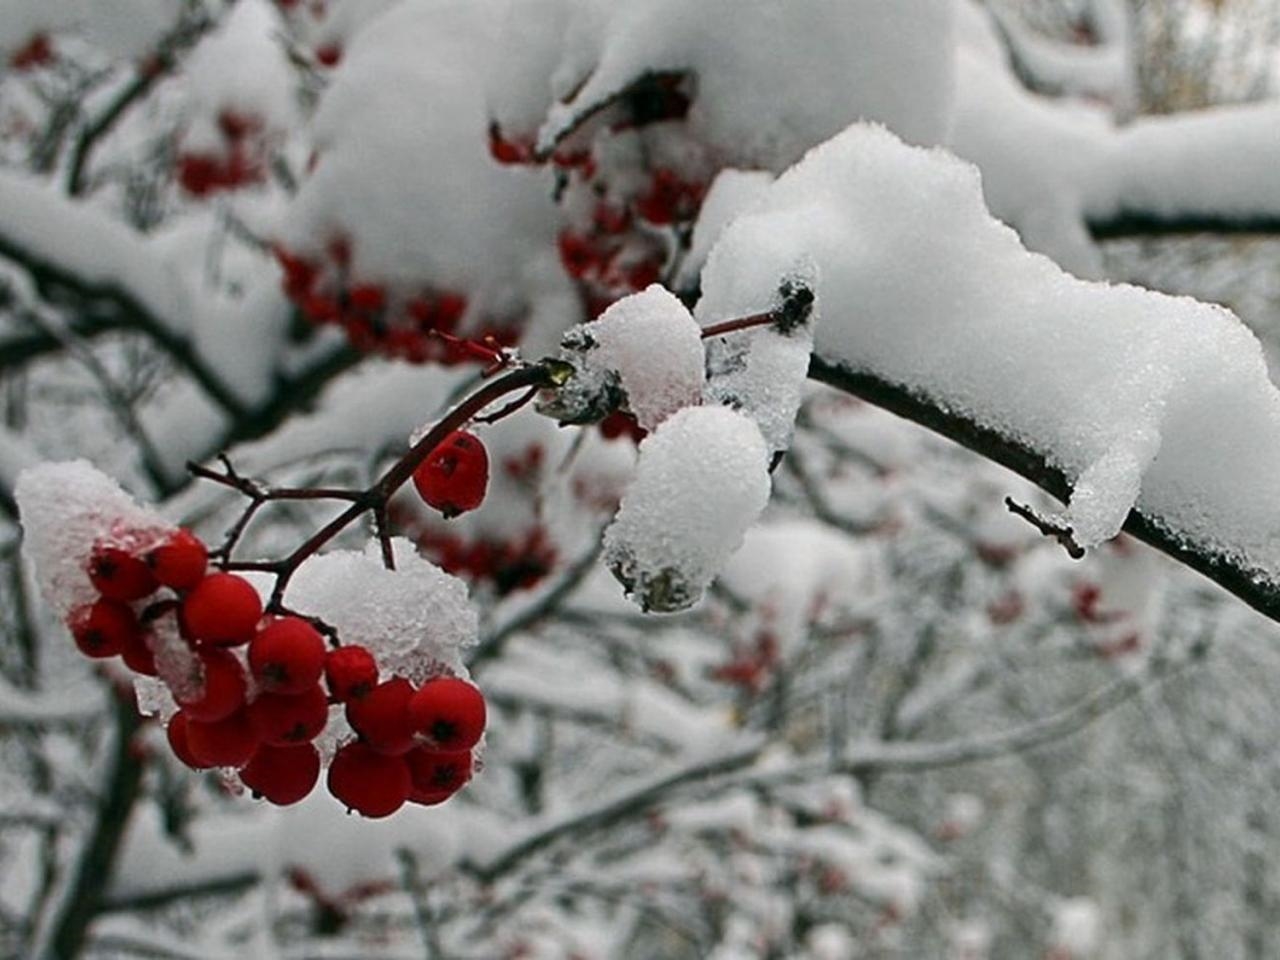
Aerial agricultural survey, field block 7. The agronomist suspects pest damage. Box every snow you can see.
[550,284,704,432]
[287,538,477,681]
[603,405,771,612]
[494,0,957,171]
[698,122,1280,574]
[678,169,775,290]
[1052,896,1102,954]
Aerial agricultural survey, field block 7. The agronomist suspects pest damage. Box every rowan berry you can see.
[406,746,472,803]
[324,645,379,702]
[185,710,259,768]
[120,628,158,676]
[174,648,248,722]
[240,743,320,805]
[182,573,263,646]
[88,543,157,602]
[68,599,137,659]
[345,677,415,754]
[249,617,326,694]
[166,711,212,770]
[248,684,329,745]
[412,431,489,517]
[327,742,411,818]
[407,676,486,750]
[146,529,208,590]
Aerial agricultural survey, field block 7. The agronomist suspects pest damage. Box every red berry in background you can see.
[315,43,342,68]
[407,677,486,750]
[240,743,320,805]
[406,746,472,803]
[68,599,138,659]
[185,710,259,768]
[324,645,378,702]
[120,628,158,676]
[88,543,157,602]
[183,573,263,646]
[249,617,326,694]
[248,685,329,746]
[175,648,247,722]
[10,33,53,71]
[146,528,208,590]
[345,677,415,754]
[412,431,489,518]
[327,742,411,818]
[167,711,212,770]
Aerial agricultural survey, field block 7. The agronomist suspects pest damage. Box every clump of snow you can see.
[541,284,704,431]
[603,405,770,613]
[678,169,775,289]
[698,122,1280,572]
[490,0,957,171]
[287,538,477,681]
[1051,896,1102,956]
[15,460,168,619]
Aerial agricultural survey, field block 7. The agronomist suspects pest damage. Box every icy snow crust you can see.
[604,405,770,612]
[491,0,956,170]
[699,123,1280,567]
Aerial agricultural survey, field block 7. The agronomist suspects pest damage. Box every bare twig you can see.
[1005,496,1085,559]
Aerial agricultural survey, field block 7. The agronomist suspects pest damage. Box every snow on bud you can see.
[604,405,771,613]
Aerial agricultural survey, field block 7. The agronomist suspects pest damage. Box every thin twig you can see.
[1005,496,1085,559]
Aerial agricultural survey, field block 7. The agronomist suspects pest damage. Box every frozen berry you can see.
[345,677,415,755]
[175,648,247,722]
[166,711,212,770]
[240,743,320,805]
[406,746,472,803]
[327,742,410,818]
[407,676,486,750]
[185,710,259,768]
[412,431,489,517]
[324,645,378,701]
[68,600,137,659]
[183,573,263,646]
[146,529,208,590]
[88,543,157,602]
[249,617,326,694]
[119,628,158,676]
[248,685,329,745]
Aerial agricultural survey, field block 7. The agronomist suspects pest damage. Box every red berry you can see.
[185,710,259,768]
[347,284,386,313]
[146,529,208,590]
[68,600,138,659]
[407,677,486,750]
[315,43,342,67]
[412,431,489,518]
[166,711,212,770]
[183,573,263,646]
[240,743,320,805]
[249,617,326,694]
[345,677,415,754]
[175,648,248,722]
[10,33,53,71]
[120,628,158,676]
[327,742,410,818]
[406,746,472,802]
[88,543,157,602]
[324,645,378,702]
[248,685,329,746]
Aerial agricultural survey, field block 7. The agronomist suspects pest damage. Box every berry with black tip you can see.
[88,543,157,602]
[345,677,415,754]
[248,685,329,745]
[407,676,486,750]
[324,645,379,702]
[68,600,137,659]
[249,616,326,694]
[406,746,472,805]
[412,431,489,518]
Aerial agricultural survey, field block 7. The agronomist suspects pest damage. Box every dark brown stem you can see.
[1005,496,1085,559]
[699,311,774,339]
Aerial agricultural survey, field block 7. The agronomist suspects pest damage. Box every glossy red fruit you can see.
[412,431,489,518]
[175,648,248,722]
[185,710,259,768]
[68,600,137,659]
[324,645,378,702]
[248,685,329,746]
[240,743,320,805]
[406,746,472,802]
[166,711,212,769]
[407,677,486,750]
[120,628,158,676]
[183,573,263,646]
[345,677,415,754]
[146,529,208,590]
[88,543,157,602]
[327,742,411,818]
[249,617,326,694]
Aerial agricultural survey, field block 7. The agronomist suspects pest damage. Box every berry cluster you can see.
[9,33,54,71]
[273,240,519,364]
[66,523,487,817]
[176,109,269,198]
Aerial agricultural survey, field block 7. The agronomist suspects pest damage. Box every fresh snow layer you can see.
[698,122,1280,571]
[491,0,956,170]
[604,405,770,612]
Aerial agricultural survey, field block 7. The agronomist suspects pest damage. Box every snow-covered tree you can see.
[2,1,1279,957]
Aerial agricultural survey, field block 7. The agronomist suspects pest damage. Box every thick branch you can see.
[1090,213,1280,239]
[807,355,1280,625]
